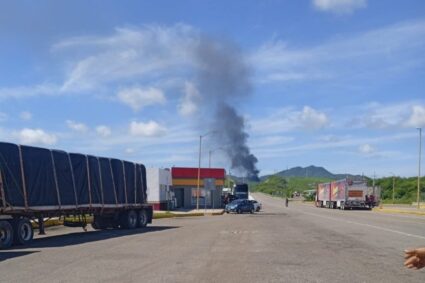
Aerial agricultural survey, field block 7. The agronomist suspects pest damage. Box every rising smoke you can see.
[192,38,260,181]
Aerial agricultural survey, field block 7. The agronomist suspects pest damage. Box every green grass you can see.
[253,174,425,204]
[371,176,425,203]
[153,212,205,219]
[251,175,332,197]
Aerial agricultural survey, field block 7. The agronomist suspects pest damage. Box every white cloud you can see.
[313,0,366,14]
[129,120,167,137]
[252,136,294,148]
[405,105,425,128]
[66,120,89,132]
[358,144,375,154]
[178,82,200,117]
[350,102,425,129]
[16,128,57,145]
[125,148,135,154]
[96,125,112,137]
[117,86,166,111]
[251,20,425,85]
[255,132,414,159]
[250,106,329,134]
[20,111,32,121]
[317,135,344,143]
[57,25,199,92]
[299,106,329,130]
[0,83,59,100]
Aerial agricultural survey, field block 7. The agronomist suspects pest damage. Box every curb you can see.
[372,208,425,216]
[153,211,224,219]
[31,210,224,228]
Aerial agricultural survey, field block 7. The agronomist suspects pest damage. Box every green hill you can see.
[260,165,363,181]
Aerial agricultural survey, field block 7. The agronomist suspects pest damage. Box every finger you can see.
[405,257,418,266]
[405,254,415,259]
[416,248,425,256]
[404,256,417,265]
[407,263,419,269]
[405,250,416,255]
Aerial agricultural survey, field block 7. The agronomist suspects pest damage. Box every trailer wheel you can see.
[91,215,108,230]
[13,218,33,245]
[120,210,138,229]
[0,220,14,249]
[138,210,148,228]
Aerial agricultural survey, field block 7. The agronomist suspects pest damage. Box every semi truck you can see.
[0,142,153,249]
[316,178,380,210]
[233,183,249,200]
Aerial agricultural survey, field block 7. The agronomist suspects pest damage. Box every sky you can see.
[0,0,425,178]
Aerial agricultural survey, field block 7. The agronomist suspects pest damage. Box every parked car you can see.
[225,199,255,214]
[250,200,262,212]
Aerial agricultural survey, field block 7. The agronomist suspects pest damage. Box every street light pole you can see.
[196,131,218,210]
[209,150,212,169]
[196,135,202,210]
[417,128,422,209]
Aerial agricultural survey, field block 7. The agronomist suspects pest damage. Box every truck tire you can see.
[91,215,108,230]
[120,210,138,229]
[0,220,14,249]
[138,210,148,228]
[13,218,33,245]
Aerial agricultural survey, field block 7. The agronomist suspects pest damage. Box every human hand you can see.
[404,248,425,270]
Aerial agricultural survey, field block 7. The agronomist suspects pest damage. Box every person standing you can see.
[285,197,289,207]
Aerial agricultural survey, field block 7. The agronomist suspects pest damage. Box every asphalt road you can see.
[1,193,425,282]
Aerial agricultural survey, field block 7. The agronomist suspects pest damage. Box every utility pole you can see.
[196,131,218,210]
[196,135,202,210]
[392,175,395,204]
[417,128,422,209]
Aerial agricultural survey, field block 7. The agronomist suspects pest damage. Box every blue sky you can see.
[1,0,425,178]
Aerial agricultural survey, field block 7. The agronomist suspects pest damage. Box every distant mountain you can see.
[260,165,363,181]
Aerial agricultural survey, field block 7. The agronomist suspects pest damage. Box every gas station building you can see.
[171,167,225,209]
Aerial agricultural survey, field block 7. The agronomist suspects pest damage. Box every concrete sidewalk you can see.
[154,208,224,215]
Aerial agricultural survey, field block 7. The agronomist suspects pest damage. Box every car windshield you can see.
[229,199,244,205]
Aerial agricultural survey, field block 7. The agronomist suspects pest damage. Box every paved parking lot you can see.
[1,193,424,282]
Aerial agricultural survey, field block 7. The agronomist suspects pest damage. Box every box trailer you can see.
[316,178,379,210]
[0,142,153,249]
[233,183,249,200]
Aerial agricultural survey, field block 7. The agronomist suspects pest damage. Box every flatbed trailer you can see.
[0,142,153,249]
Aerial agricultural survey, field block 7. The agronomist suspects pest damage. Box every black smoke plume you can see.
[194,38,259,181]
